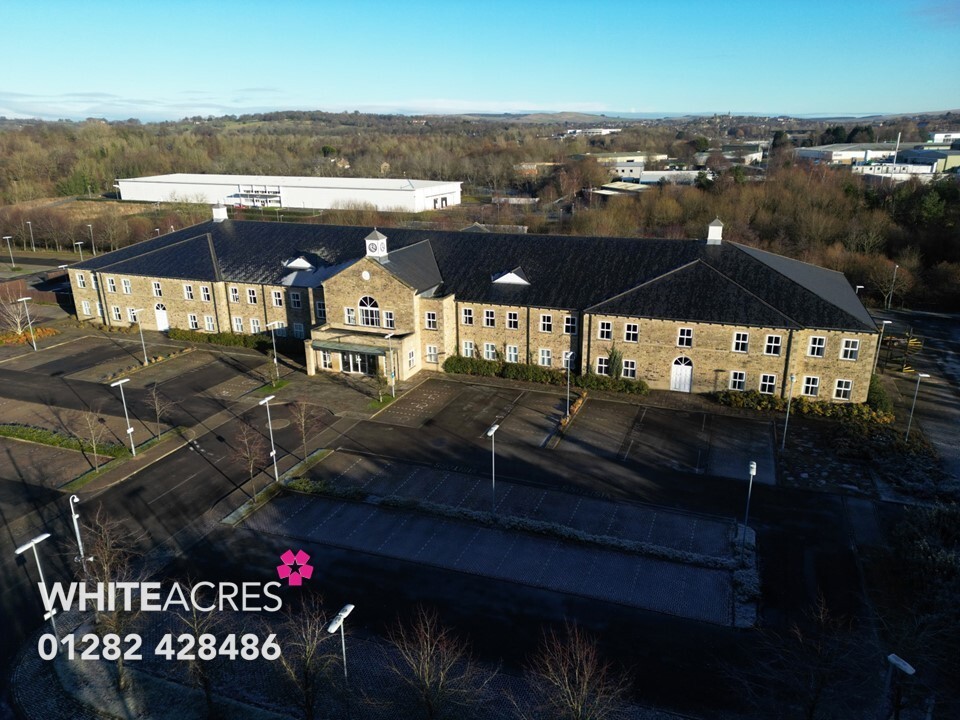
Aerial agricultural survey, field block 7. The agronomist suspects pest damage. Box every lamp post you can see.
[384,332,396,398]
[266,320,282,386]
[486,424,499,513]
[17,297,37,351]
[564,351,576,419]
[877,653,915,720]
[904,373,930,442]
[887,264,898,310]
[86,223,96,256]
[154,228,160,237]
[73,241,84,261]
[68,494,91,577]
[3,235,13,268]
[14,532,58,638]
[110,378,136,456]
[259,395,280,483]
[855,285,864,295]
[131,308,148,366]
[26,220,35,252]
[873,320,892,375]
[781,373,796,451]
[739,461,757,564]
[326,603,355,683]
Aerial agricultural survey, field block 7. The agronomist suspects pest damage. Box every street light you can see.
[384,332,396,398]
[904,373,930,442]
[781,374,796,451]
[86,223,96,256]
[887,264,898,310]
[327,603,355,683]
[739,461,757,564]
[26,220,35,252]
[266,320,282,386]
[14,532,58,638]
[564,351,577,419]
[110,378,136,456]
[873,320,893,375]
[855,284,864,295]
[74,241,84,261]
[16,297,37,351]
[69,495,92,577]
[131,308,148,366]
[154,228,160,237]
[259,395,280,484]
[486,424,499,513]
[3,235,13,268]
[877,653,915,720]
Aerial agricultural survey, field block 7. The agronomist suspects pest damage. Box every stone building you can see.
[68,214,879,403]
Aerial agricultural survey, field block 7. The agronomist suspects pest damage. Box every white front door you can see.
[154,303,169,331]
[670,356,693,393]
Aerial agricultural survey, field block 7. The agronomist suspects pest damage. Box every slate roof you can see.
[74,220,875,333]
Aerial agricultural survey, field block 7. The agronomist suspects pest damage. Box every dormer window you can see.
[492,267,530,286]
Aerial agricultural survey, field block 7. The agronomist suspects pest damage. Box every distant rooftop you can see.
[117,173,458,190]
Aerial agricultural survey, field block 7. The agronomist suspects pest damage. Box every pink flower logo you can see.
[277,549,314,586]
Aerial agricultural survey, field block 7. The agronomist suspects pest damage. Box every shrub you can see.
[867,375,894,415]
[166,327,302,353]
[709,389,893,424]
[442,356,647,395]
[574,372,649,395]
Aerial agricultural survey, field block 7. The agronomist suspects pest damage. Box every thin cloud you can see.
[911,0,960,25]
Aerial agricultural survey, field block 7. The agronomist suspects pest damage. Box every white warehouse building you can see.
[116,173,462,212]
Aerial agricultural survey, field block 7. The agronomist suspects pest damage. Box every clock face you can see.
[368,242,378,253]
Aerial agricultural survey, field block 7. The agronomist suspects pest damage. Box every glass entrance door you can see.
[341,352,374,375]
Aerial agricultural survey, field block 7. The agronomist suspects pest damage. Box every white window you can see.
[677,327,693,347]
[484,342,497,361]
[462,307,474,325]
[81,300,91,316]
[293,322,304,339]
[384,311,395,330]
[759,373,776,395]
[272,290,283,307]
[484,309,495,327]
[230,287,239,303]
[204,315,215,331]
[95,302,103,317]
[425,311,437,330]
[106,277,116,293]
[729,371,746,391]
[622,359,637,379]
[564,316,578,335]
[501,345,516,363]
[765,335,782,356]
[121,279,131,294]
[152,281,162,297]
[315,300,326,323]
[359,296,379,326]
[539,314,552,332]
[344,307,356,325]
[111,305,121,321]
[76,273,86,288]
[232,316,243,333]
[127,308,138,322]
[290,291,301,309]
[188,314,199,330]
[507,312,519,330]
[247,288,257,305]
[596,356,610,376]
[463,340,474,358]
[183,284,194,300]
[407,350,416,369]
[201,286,211,302]
[624,323,638,343]
[803,376,820,397]
[539,348,552,367]
[273,322,287,337]
[841,339,860,361]
[598,321,612,340]
[733,332,749,353]
[808,336,826,357]
[320,351,332,369]
[250,318,261,333]
[426,345,439,363]
[834,379,852,400]
[90,275,98,290]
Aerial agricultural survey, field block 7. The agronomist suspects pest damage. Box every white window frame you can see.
[250,318,261,333]
[275,322,287,337]
[247,288,258,305]
[121,278,131,294]
[539,348,552,367]
[425,311,437,330]
[201,285,211,302]
[802,376,820,397]
[293,322,304,339]
[841,338,860,361]
[183,284,194,300]
[383,310,395,330]
[834,379,852,400]
[230,287,239,303]
[127,307,138,322]
[624,323,638,343]
[232,316,243,333]
[540,314,553,333]
[622,359,637,379]
[507,312,519,330]
[483,309,495,328]
[733,332,749,353]
[759,373,776,395]
[95,302,103,317]
[484,342,497,361]
[598,321,612,340]
[111,305,121,321]
[564,316,578,335]
[76,273,86,289]
[272,290,283,307]
[677,327,693,347]
[808,336,826,357]
[90,275,98,290]
[506,345,519,363]
[315,300,326,323]
[290,291,301,309]
[462,307,474,326]
[188,314,199,330]
[463,340,474,358]
[344,307,356,325]
[729,371,746,391]
[426,345,439,363]
[596,356,610,376]
[81,300,91,316]
[106,277,116,293]
[204,315,215,331]
[764,334,782,356]
[321,351,332,369]
[152,281,162,297]
[407,349,416,369]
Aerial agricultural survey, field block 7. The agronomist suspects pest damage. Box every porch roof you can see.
[310,340,386,356]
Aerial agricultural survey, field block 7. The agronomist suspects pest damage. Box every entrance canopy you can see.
[311,340,386,356]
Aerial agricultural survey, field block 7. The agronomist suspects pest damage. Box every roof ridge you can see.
[584,260,700,311]
[694,256,803,328]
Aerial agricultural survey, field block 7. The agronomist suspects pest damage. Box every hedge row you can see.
[709,387,894,424]
[0,424,128,457]
[167,327,302,353]
[442,356,648,395]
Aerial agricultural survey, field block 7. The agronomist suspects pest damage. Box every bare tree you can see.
[232,421,268,499]
[178,592,223,719]
[289,401,320,460]
[146,385,175,437]
[523,622,629,720]
[387,605,495,719]
[0,287,30,335]
[275,594,337,720]
[80,408,108,471]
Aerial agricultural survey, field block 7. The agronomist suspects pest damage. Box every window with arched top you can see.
[358,296,380,327]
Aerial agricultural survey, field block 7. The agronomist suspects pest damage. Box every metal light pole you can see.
[887,264,898,310]
[781,374,796,451]
[110,378,136,456]
[69,495,91,577]
[873,320,892,375]
[739,461,757,564]
[3,236,13,268]
[259,395,280,483]
[26,220,35,252]
[154,228,160,237]
[266,320,282,385]
[905,373,930,442]
[877,653,915,720]
[565,351,577,418]
[74,241,84,261]
[486,424,499,513]
[86,223,96,256]
[14,532,58,637]
[855,285,864,295]
[385,332,396,397]
[132,308,148,365]
[327,604,355,683]
[17,297,37,351]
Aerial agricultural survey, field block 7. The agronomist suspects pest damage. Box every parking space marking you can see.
[148,471,201,504]
[453,527,482,566]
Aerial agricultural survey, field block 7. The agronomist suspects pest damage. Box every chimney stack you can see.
[707,218,723,245]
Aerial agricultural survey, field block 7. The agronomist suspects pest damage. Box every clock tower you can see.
[364,229,388,260]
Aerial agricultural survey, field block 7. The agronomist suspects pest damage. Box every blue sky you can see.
[3,0,959,121]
